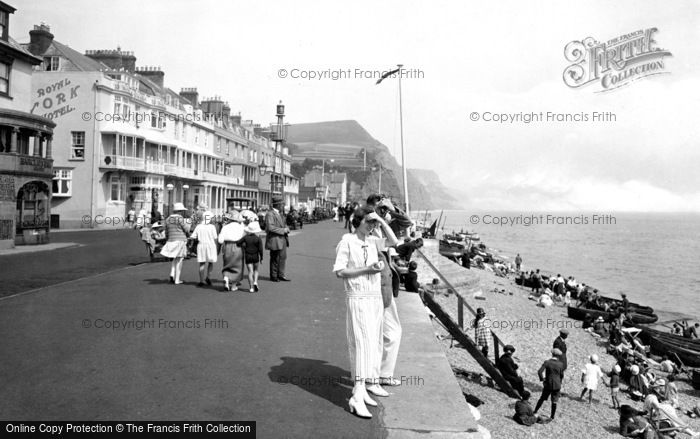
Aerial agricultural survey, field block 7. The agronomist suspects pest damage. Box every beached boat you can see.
[647,335,700,367]
[640,326,700,349]
[439,239,464,259]
[598,296,655,315]
[566,306,658,325]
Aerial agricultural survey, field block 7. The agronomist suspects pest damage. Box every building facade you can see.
[22,25,298,228]
[0,3,55,248]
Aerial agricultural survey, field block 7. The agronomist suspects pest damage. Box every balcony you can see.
[103,155,145,171]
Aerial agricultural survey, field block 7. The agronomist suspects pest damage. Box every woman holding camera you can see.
[333,206,398,419]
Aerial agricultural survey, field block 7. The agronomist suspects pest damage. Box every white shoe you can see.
[380,377,402,386]
[367,384,389,397]
[363,394,377,407]
[348,396,372,418]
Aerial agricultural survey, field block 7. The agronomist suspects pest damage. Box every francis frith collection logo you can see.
[563,28,672,92]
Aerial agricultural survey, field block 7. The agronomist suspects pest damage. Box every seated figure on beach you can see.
[619,405,655,439]
[628,365,648,400]
[496,345,526,397]
[683,322,699,339]
[659,356,678,374]
[513,391,550,425]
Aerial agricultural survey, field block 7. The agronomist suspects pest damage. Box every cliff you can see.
[287,120,458,210]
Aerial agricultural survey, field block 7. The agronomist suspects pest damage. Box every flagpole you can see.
[397,63,409,215]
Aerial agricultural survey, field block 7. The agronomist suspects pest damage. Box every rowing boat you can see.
[567,306,658,325]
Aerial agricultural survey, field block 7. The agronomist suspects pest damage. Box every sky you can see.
[9,0,700,211]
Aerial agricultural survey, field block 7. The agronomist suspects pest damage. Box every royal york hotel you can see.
[0,1,298,247]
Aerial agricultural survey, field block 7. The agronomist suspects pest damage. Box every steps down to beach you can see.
[384,290,490,439]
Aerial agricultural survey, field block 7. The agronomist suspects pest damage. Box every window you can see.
[0,11,7,41]
[216,137,221,152]
[194,129,199,144]
[113,96,121,116]
[52,169,72,196]
[110,175,126,201]
[226,140,230,155]
[71,131,85,160]
[43,56,60,71]
[0,60,9,95]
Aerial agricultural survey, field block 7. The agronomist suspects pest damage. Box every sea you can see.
[417,210,700,320]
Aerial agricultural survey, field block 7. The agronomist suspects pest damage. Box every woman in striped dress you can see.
[333,206,397,419]
[160,203,191,284]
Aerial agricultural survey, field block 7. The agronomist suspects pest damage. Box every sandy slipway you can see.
[414,257,700,439]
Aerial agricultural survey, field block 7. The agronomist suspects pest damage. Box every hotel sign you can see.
[30,77,80,120]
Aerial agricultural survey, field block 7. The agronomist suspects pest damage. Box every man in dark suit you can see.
[534,348,565,420]
[553,329,569,378]
[265,196,290,282]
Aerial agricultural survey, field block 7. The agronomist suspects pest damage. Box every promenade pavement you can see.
[0,221,481,438]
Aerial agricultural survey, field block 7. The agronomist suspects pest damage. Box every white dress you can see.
[191,223,218,263]
[333,233,385,381]
[582,363,603,390]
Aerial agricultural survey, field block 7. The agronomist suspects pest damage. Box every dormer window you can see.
[44,56,60,71]
[0,11,8,41]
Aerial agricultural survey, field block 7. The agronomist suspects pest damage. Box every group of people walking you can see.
[333,194,413,419]
[152,196,290,292]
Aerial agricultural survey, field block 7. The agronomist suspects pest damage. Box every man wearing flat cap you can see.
[534,348,565,420]
[265,196,290,282]
[553,329,569,378]
[496,344,525,397]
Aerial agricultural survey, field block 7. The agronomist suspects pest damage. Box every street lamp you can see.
[166,183,174,217]
[371,163,383,193]
[182,184,189,208]
[321,158,334,185]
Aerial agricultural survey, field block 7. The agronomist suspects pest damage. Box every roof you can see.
[51,40,107,71]
[1,36,43,64]
[21,39,108,71]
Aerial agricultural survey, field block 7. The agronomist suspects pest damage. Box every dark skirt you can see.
[222,242,243,280]
[244,254,260,264]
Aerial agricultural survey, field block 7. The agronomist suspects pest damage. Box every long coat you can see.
[264,209,288,251]
[553,336,568,370]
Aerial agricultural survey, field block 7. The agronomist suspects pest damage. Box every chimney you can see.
[135,66,164,89]
[28,24,54,56]
[179,87,199,108]
[222,102,231,118]
[84,47,136,72]
[230,112,242,126]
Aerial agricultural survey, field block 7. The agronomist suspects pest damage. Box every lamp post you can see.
[321,158,334,185]
[274,101,286,211]
[259,160,273,206]
[182,184,189,208]
[372,163,383,193]
[166,183,174,217]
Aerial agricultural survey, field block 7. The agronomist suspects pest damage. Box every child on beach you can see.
[608,364,621,409]
[238,221,264,293]
[580,354,604,404]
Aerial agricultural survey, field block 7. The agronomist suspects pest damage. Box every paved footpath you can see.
[0,221,383,438]
[0,221,482,438]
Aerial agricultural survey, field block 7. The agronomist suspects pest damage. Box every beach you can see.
[414,240,700,439]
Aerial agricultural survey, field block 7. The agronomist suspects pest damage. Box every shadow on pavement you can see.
[268,357,353,410]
